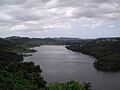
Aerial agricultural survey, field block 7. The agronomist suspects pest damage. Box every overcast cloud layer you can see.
[0,0,120,38]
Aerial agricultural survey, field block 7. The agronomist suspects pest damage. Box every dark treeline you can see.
[66,37,120,72]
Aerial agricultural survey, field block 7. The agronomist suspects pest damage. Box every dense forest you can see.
[0,36,91,90]
[0,38,46,89]
[66,37,120,72]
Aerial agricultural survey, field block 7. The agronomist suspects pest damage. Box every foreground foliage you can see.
[0,62,46,90]
[47,80,91,90]
[0,48,46,90]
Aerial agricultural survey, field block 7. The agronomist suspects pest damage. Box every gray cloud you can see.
[0,0,120,37]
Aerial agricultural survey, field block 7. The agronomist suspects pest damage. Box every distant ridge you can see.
[5,36,29,40]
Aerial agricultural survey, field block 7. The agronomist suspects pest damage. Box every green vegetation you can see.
[66,37,120,72]
[0,62,46,90]
[0,49,46,90]
[6,47,37,54]
[47,80,91,90]
[0,38,37,55]
[0,36,91,90]
[5,36,65,47]
[0,50,23,65]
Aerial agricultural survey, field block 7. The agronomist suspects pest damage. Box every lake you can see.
[24,45,120,90]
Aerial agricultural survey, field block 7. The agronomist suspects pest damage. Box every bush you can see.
[47,80,91,90]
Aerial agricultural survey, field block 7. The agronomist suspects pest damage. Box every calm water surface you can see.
[24,45,120,90]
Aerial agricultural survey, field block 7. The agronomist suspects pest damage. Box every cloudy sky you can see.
[0,0,120,38]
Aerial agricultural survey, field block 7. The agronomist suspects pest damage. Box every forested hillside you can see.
[66,37,120,71]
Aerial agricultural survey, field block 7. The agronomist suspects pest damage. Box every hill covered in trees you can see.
[0,40,46,90]
[5,36,83,46]
[66,37,120,72]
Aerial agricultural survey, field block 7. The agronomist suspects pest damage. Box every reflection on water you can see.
[24,45,120,90]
